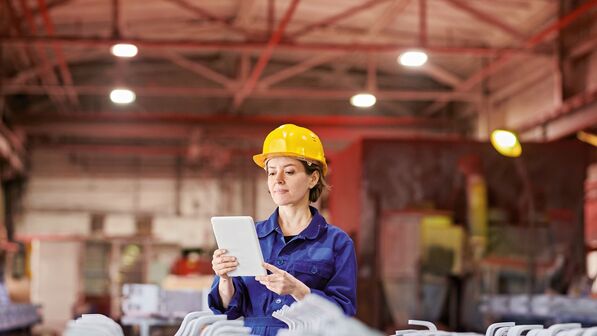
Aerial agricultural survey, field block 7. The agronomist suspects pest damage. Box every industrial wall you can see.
[13,149,278,328]
[16,149,276,243]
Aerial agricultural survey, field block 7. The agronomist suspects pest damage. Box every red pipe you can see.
[1,36,545,56]
[288,0,391,40]
[3,84,481,102]
[18,111,447,128]
[233,0,301,109]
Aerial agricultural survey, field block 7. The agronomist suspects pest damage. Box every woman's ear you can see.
[309,170,320,189]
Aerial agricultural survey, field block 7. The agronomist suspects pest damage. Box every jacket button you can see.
[275,298,282,304]
[310,266,317,274]
[276,259,284,266]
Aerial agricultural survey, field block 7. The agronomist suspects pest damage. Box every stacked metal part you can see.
[393,320,597,336]
[64,314,124,336]
[273,294,382,336]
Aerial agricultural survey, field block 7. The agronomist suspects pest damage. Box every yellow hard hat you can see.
[253,124,328,176]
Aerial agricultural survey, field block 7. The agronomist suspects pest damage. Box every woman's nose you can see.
[275,171,285,183]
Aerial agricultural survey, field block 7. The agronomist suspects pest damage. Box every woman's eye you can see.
[268,172,276,176]
[285,170,294,175]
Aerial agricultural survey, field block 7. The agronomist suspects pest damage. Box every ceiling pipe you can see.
[16,111,448,128]
[0,36,548,57]
[2,84,482,102]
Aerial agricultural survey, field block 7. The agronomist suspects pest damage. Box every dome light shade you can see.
[398,50,428,67]
[110,43,138,58]
[350,93,376,108]
[110,88,136,104]
[490,129,522,157]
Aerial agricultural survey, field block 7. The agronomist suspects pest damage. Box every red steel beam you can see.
[37,0,79,106]
[424,0,597,115]
[165,0,252,38]
[22,0,72,19]
[258,53,341,88]
[16,112,455,146]
[2,84,482,102]
[43,143,189,157]
[21,123,462,143]
[0,35,547,57]
[287,0,392,40]
[233,0,300,110]
[17,111,447,128]
[17,0,68,110]
[443,0,526,40]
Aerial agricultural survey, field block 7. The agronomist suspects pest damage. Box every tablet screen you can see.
[211,216,267,277]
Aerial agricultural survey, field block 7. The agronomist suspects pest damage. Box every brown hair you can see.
[299,160,330,202]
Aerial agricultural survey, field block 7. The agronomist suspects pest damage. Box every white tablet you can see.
[211,216,267,277]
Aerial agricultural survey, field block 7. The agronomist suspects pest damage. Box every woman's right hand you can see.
[211,249,238,281]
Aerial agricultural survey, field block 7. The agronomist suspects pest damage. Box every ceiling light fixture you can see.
[350,93,377,108]
[398,50,428,67]
[110,88,136,104]
[490,129,522,157]
[110,43,138,58]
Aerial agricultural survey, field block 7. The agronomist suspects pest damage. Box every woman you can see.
[208,124,357,335]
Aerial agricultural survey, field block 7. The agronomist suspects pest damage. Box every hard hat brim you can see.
[253,152,328,176]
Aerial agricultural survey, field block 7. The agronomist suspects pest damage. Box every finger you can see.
[262,262,283,274]
[255,276,267,282]
[258,281,274,290]
[264,274,282,282]
[264,283,282,294]
[213,249,227,257]
[216,266,237,274]
[213,256,236,266]
[215,261,238,270]
[216,267,236,276]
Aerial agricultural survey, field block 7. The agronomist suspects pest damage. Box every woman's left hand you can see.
[255,262,311,301]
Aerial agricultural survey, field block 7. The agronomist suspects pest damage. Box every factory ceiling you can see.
[0,0,596,175]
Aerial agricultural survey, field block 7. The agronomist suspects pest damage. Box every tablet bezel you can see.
[210,216,267,277]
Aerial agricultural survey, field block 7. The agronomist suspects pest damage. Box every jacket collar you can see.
[256,206,326,240]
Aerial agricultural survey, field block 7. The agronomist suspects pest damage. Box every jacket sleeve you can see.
[309,235,357,316]
[207,276,247,319]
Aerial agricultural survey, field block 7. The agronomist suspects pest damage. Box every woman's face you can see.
[266,156,318,206]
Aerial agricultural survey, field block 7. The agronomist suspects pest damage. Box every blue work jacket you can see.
[208,206,357,336]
